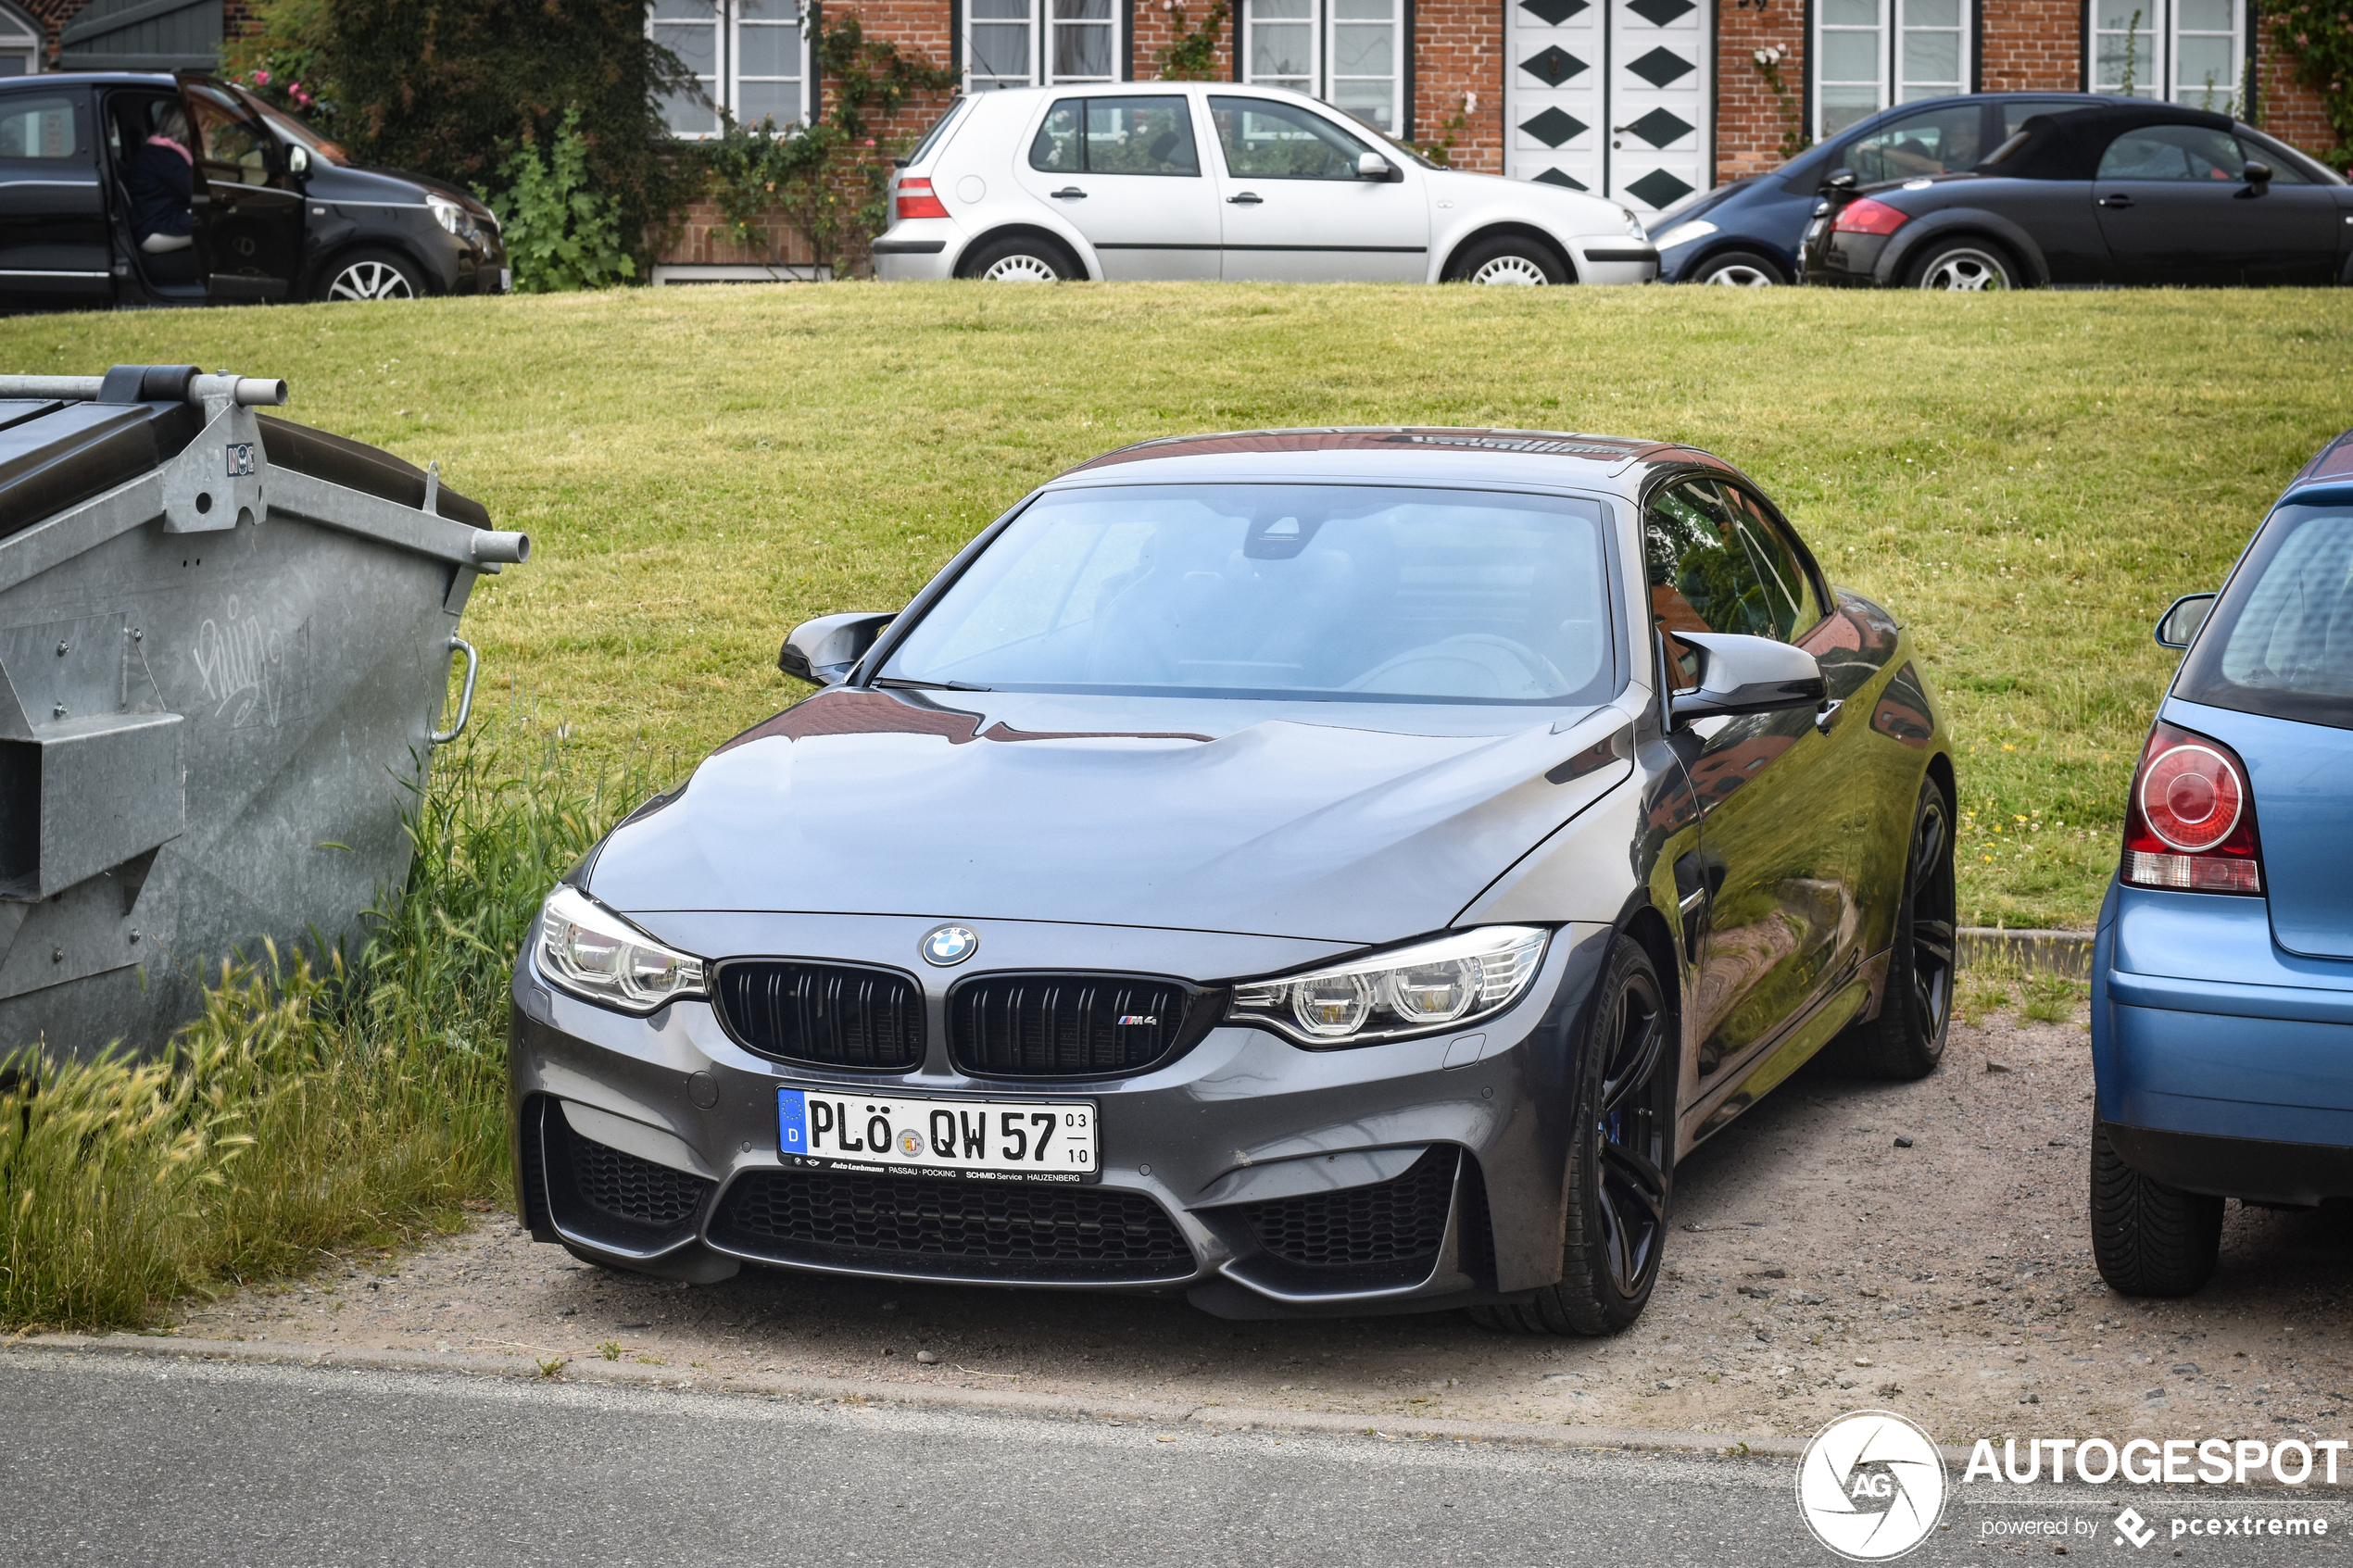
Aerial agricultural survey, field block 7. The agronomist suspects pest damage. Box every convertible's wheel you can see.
[962,235,1079,282]
[1820,777,1956,1080]
[1692,249,1783,286]
[1909,239,2016,291]
[1472,935,1671,1336]
[319,248,424,302]
[1448,235,1567,286]
[2090,1121,2221,1297]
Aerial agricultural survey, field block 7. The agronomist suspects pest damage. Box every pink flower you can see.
[254,69,270,84]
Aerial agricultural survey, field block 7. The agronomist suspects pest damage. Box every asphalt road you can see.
[0,1349,2341,1567]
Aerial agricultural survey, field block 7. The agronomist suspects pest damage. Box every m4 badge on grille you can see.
[1116,1015,1158,1026]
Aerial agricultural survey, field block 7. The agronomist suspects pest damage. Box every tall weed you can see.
[0,722,661,1328]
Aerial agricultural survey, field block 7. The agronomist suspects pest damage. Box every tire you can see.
[1447,233,1567,286]
[1691,249,1784,286]
[1818,777,1957,1080]
[1470,935,1672,1336]
[1907,238,2017,291]
[317,247,426,302]
[2090,1120,2222,1297]
[960,233,1081,282]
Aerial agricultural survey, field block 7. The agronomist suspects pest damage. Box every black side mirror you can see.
[2155,593,2216,650]
[2243,159,2273,190]
[779,610,898,684]
[1818,168,1858,197]
[1667,632,1828,725]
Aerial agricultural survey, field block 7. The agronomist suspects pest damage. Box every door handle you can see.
[1051,186,1088,199]
[2097,193,2134,209]
[1227,192,1264,205]
[1815,697,1843,735]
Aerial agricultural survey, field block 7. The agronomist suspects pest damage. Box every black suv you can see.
[0,71,510,313]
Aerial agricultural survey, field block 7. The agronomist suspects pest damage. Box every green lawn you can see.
[10,283,2350,930]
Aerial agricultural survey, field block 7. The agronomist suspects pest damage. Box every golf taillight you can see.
[1831,197,1909,236]
[2121,721,2262,895]
[896,178,950,220]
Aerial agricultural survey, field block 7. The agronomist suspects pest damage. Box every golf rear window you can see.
[2177,502,2353,730]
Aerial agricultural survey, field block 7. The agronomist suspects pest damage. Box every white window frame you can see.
[1811,0,1975,143]
[649,0,813,139]
[2087,0,2244,106]
[1241,0,1403,135]
[0,0,43,77]
[962,0,1124,93]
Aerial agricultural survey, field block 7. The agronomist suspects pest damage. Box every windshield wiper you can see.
[872,677,993,692]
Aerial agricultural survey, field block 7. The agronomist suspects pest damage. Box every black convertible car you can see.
[1802,101,2350,290]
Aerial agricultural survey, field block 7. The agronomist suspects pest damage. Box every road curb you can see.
[1957,926,2094,978]
[11,1332,1813,1461]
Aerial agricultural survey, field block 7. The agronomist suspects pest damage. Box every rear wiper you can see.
[872,677,992,692]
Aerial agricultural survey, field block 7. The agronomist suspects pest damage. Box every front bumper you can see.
[2095,881,2353,1203]
[509,915,1613,1315]
[1570,243,1658,284]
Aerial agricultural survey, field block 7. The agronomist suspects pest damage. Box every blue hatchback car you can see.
[1649,91,2119,285]
[2092,431,2353,1296]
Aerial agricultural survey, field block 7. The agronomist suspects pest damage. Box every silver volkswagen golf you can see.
[510,430,1956,1335]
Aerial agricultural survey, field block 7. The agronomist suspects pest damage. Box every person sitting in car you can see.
[125,102,195,255]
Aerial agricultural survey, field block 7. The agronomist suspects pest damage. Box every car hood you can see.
[1427,164,1629,230]
[585,687,1635,947]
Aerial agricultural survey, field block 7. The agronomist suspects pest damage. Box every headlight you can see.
[535,884,707,1014]
[1653,218,1718,249]
[1227,926,1552,1048]
[1619,206,1647,240]
[426,193,477,239]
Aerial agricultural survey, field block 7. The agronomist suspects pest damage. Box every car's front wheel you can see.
[1909,238,2017,291]
[1447,234,1567,286]
[319,248,425,302]
[1471,934,1671,1336]
[1692,249,1784,286]
[2090,1121,2222,1296]
[961,234,1082,282]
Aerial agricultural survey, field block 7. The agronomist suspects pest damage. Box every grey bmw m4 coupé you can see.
[511,429,1957,1335]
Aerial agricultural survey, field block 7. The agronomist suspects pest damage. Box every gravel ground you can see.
[170,1007,2353,1444]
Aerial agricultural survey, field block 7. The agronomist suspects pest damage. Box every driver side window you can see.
[189,91,274,185]
[1208,95,1373,180]
[2097,124,2245,182]
[1844,104,1982,183]
[1644,481,1777,689]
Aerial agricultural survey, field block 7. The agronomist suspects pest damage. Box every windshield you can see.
[2177,503,2353,730]
[878,484,1617,705]
[233,87,348,166]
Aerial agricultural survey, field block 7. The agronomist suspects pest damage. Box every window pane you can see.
[1330,78,1397,132]
[882,484,1616,706]
[1054,0,1112,17]
[1256,0,1312,18]
[1084,96,1201,174]
[738,22,800,78]
[2178,0,2233,31]
[1821,0,1880,22]
[1818,86,1881,137]
[1211,96,1372,178]
[2174,36,2235,102]
[971,19,1034,85]
[1051,21,1113,79]
[1905,0,1958,24]
[2098,124,2242,179]
[1901,30,1960,84]
[1820,30,1883,80]
[0,96,82,158]
[654,20,718,76]
[2242,136,2311,181]
[1029,98,1084,169]
[1251,21,1314,79]
[971,0,1031,16]
[1331,21,1393,75]
[738,81,801,125]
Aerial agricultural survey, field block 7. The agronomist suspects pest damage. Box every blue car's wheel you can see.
[2091,1121,2221,1297]
[1471,934,1671,1336]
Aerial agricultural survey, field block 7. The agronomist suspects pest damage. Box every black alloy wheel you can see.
[1473,934,1673,1336]
[2088,1120,2222,1297]
[1822,778,1956,1080]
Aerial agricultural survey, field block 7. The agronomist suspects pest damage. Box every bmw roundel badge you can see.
[920,923,979,966]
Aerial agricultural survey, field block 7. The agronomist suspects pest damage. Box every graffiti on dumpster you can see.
[192,596,308,728]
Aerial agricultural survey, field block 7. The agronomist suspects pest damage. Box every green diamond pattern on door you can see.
[1625,0,1693,24]
[1624,168,1693,209]
[1518,44,1589,85]
[1520,107,1590,147]
[1532,168,1590,189]
[1627,45,1693,87]
[1624,107,1692,147]
[1518,0,1590,22]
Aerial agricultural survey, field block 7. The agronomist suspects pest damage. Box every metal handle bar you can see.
[0,373,285,405]
[431,636,479,746]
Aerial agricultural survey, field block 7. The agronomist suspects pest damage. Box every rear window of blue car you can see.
[879,483,1617,705]
[2177,502,2353,730]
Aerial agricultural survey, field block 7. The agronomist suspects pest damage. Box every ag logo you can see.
[1795,1410,1947,1561]
[920,923,978,966]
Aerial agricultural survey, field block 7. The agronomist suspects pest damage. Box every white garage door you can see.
[1505,0,1712,217]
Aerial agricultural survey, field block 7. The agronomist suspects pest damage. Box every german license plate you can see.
[777,1086,1099,1184]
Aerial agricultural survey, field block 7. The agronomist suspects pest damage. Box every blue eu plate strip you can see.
[777,1087,808,1155]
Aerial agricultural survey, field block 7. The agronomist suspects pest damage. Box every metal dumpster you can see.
[0,363,529,1057]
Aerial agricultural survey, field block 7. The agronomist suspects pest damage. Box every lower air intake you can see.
[570,1125,713,1230]
[1237,1147,1458,1268]
[711,1170,1194,1283]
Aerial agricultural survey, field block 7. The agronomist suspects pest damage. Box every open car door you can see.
[182,76,303,302]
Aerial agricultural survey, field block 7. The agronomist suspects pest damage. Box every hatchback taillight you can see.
[896,178,950,220]
[2121,720,2263,894]
[1831,197,1909,236]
